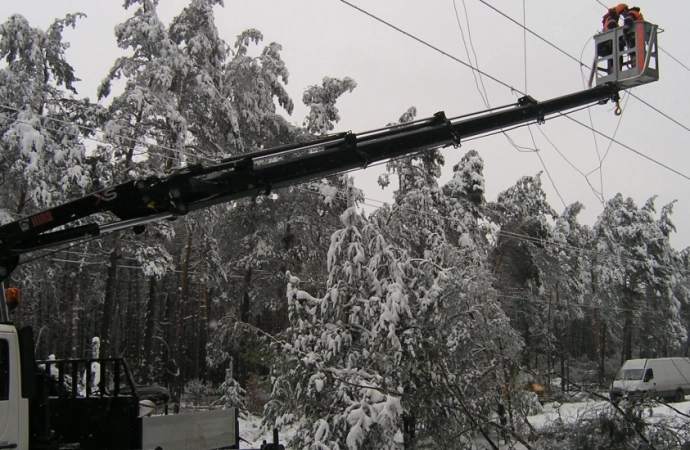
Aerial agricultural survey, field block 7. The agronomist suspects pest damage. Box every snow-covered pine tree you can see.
[488,173,557,369]
[266,204,409,450]
[302,76,357,136]
[213,362,248,418]
[207,71,357,390]
[541,202,590,390]
[266,141,524,449]
[594,194,686,363]
[0,12,107,358]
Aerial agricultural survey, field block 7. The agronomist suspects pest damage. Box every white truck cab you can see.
[0,323,29,450]
[0,322,240,450]
[610,357,690,402]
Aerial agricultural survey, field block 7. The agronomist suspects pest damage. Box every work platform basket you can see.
[591,21,659,88]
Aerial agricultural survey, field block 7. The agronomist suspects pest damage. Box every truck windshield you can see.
[615,369,644,380]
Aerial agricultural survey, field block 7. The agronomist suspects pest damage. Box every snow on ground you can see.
[239,397,690,449]
[528,397,690,429]
[239,415,296,449]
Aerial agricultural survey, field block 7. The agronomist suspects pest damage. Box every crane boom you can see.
[0,82,621,280]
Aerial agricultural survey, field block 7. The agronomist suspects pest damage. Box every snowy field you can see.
[238,397,690,449]
[528,398,690,429]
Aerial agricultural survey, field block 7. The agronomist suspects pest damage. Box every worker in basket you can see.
[601,4,644,71]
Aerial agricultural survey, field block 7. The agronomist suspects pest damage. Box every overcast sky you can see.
[2,0,690,248]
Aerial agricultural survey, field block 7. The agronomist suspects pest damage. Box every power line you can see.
[451,0,568,209]
[336,0,690,187]
[297,184,680,272]
[338,0,521,94]
[471,1,690,181]
[660,47,690,74]
[451,0,536,154]
[495,294,661,316]
[562,113,690,182]
[593,0,690,76]
[452,0,490,108]
[17,233,107,267]
[0,104,219,163]
[520,0,566,208]
[534,125,604,203]
[593,92,630,170]
[0,111,197,166]
[477,0,584,68]
[478,0,690,136]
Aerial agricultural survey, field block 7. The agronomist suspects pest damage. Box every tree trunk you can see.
[190,281,202,380]
[174,227,194,408]
[237,268,252,389]
[622,313,633,364]
[593,308,606,386]
[199,284,209,378]
[142,276,157,384]
[100,240,119,357]
[402,414,416,450]
[236,196,258,389]
[522,320,531,369]
[601,322,607,383]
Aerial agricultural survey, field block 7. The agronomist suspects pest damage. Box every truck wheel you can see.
[674,388,685,403]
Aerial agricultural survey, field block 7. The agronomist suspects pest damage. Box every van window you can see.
[0,339,8,400]
[615,368,644,380]
[644,368,654,382]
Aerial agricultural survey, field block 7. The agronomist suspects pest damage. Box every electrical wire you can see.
[562,113,690,182]
[450,0,536,154]
[0,104,219,163]
[589,92,630,171]
[520,0,567,208]
[17,233,107,267]
[460,0,490,102]
[455,0,569,219]
[336,0,690,187]
[478,0,690,136]
[578,38,607,205]
[295,184,679,272]
[535,125,604,203]
[477,0,690,201]
[495,294,659,316]
[0,112,185,166]
[660,47,690,74]
[337,0,521,94]
[453,0,490,108]
[592,0,690,75]
[0,111,194,166]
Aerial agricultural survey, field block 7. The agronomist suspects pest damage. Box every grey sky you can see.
[3,0,689,248]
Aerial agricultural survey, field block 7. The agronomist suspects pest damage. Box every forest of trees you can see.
[1,1,688,448]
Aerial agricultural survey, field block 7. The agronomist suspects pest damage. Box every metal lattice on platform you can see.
[591,21,659,89]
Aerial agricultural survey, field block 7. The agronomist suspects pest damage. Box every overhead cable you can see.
[0,104,219,163]
[338,0,520,94]
[336,0,690,184]
[478,0,690,136]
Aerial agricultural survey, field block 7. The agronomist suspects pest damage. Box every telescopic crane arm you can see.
[0,82,622,280]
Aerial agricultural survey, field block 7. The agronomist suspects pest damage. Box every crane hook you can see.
[614,100,623,116]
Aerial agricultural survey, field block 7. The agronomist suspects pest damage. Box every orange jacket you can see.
[602,4,643,31]
[602,4,629,30]
[613,3,629,15]
[624,7,644,28]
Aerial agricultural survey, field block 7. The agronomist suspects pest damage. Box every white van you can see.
[610,358,690,402]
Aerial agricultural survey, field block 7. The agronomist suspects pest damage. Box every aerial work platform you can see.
[591,21,659,89]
